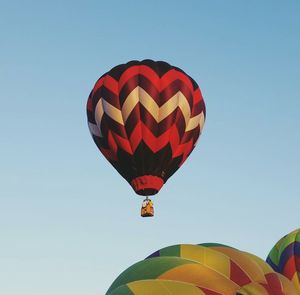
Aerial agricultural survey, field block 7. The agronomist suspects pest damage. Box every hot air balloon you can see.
[267,229,300,292]
[87,60,206,216]
[106,243,298,295]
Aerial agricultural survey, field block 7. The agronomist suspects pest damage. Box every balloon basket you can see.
[141,197,154,217]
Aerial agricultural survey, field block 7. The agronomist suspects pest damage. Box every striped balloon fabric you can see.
[267,229,300,292]
[106,243,298,295]
[87,60,205,196]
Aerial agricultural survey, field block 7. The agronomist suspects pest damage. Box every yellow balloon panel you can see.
[237,282,270,295]
[158,264,238,294]
[278,274,300,295]
[181,245,231,279]
[210,246,266,283]
[241,252,273,275]
[128,280,206,295]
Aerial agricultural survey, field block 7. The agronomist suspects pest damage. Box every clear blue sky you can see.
[1,1,299,294]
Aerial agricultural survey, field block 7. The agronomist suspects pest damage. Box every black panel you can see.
[109,142,183,186]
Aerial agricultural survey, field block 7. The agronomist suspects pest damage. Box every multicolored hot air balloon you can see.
[267,229,300,292]
[106,243,298,295]
[87,60,206,216]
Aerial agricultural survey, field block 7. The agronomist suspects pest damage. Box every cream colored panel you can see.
[122,87,140,122]
[186,113,200,132]
[88,122,102,137]
[138,87,160,121]
[102,99,124,125]
[138,88,191,124]
[94,98,104,127]
[177,91,191,126]
[158,94,178,122]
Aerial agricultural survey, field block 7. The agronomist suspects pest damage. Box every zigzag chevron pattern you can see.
[87,60,206,196]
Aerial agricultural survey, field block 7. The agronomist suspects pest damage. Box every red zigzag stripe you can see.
[98,123,198,164]
[89,66,204,108]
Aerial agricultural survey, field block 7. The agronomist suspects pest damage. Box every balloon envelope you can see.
[107,243,298,295]
[267,229,300,292]
[87,60,205,196]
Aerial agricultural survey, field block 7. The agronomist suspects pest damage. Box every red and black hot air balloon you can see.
[87,60,206,216]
